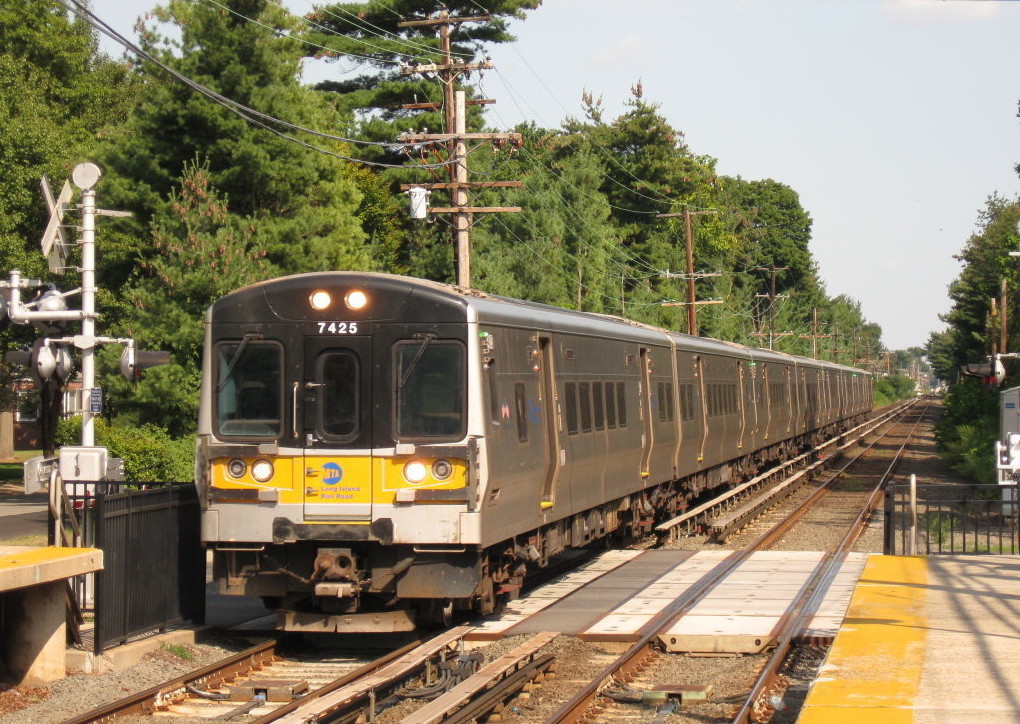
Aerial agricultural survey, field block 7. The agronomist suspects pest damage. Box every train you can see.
[194,272,872,632]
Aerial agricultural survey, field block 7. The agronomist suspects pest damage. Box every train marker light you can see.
[227,459,247,478]
[309,290,332,310]
[344,290,368,310]
[431,459,453,480]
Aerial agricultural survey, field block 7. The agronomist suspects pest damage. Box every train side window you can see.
[565,382,579,435]
[665,382,675,421]
[394,340,465,440]
[487,361,501,424]
[605,382,617,429]
[616,382,627,427]
[657,382,666,422]
[514,383,528,442]
[593,382,605,430]
[579,382,593,433]
[319,351,359,440]
[215,340,282,438]
[680,384,694,420]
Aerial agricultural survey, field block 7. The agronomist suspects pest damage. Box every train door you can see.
[639,348,654,477]
[301,336,374,521]
[537,336,562,507]
[737,361,747,450]
[695,356,709,463]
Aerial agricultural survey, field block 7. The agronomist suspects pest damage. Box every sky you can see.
[87,0,1020,351]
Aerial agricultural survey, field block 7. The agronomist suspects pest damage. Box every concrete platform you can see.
[0,545,103,686]
[467,549,868,650]
[799,555,1020,723]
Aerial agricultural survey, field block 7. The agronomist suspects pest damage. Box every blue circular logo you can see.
[322,462,343,485]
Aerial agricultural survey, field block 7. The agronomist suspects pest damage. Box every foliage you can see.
[56,415,193,482]
[873,375,917,407]
[930,195,1020,379]
[97,0,377,288]
[104,161,276,435]
[936,379,999,485]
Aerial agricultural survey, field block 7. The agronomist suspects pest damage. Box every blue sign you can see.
[89,388,103,415]
[322,462,343,485]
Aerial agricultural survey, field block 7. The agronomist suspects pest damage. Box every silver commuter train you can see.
[195,272,872,631]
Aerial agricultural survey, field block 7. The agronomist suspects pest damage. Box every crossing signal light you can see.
[3,341,73,384]
[119,347,170,382]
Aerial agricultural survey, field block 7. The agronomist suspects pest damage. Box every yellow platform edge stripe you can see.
[797,555,928,724]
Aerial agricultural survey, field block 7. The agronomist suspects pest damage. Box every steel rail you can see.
[712,398,919,543]
[656,399,914,540]
[730,399,932,723]
[547,400,922,724]
[63,638,279,724]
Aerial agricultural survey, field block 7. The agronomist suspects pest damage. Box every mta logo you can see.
[322,462,343,485]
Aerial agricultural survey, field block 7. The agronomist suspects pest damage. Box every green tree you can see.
[0,0,132,272]
[106,161,276,436]
[98,0,376,287]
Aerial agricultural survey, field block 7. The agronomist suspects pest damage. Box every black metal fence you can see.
[884,482,1020,556]
[58,481,206,653]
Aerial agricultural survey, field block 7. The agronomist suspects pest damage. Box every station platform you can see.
[0,545,103,686]
[799,554,1020,723]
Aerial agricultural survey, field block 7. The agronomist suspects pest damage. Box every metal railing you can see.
[884,478,1020,555]
[55,481,206,652]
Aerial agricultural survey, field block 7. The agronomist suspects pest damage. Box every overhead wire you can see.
[59,0,456,169]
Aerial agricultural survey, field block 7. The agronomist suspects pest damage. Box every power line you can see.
[59,0,455,170]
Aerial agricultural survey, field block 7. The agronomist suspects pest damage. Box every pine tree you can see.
[98,0,375,285]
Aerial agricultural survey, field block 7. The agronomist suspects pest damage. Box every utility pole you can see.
[799,307,831,360]
[398,10,522,288]
[656,208,717,335]
[754,265,789,350]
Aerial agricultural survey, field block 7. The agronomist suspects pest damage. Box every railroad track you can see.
[67,401,926,724]
[545,399,928,724]
[67,628,557,724]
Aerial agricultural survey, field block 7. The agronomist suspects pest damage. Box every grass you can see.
[162,643,195,661]
[0,534,47,547]
[0,451,41,483]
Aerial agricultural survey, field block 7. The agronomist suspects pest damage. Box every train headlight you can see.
[227,459,247,479]
[431,459,453,480]
[403,460,428,484]
[345,290,368,310]
[251,459,275,483]
[309,290,332,311]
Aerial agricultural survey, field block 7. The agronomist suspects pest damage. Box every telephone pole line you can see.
[799,307,831,359]
[754,265,789,350]
[398,10,522,288]
[656,208,717,335]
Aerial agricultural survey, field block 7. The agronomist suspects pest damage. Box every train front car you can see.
[195,273,487,632]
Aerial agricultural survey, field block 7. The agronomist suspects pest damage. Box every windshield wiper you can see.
[217,332,264,392]
[398,332,436,389]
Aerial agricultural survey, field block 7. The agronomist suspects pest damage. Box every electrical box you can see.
[1000,386,1020,441]
[59,446,108,482]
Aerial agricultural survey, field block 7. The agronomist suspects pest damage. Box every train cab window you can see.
[616,382,628,427]
[215,340,282,438]
[564,383,579,435]
[319,351,359,440]
[394,340,465,439]
[593,382,605,431]
[579,382,593,432]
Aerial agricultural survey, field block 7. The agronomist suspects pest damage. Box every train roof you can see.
[210,272,870,377]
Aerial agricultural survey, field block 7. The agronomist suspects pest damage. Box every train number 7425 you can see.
[317,321,359,334]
